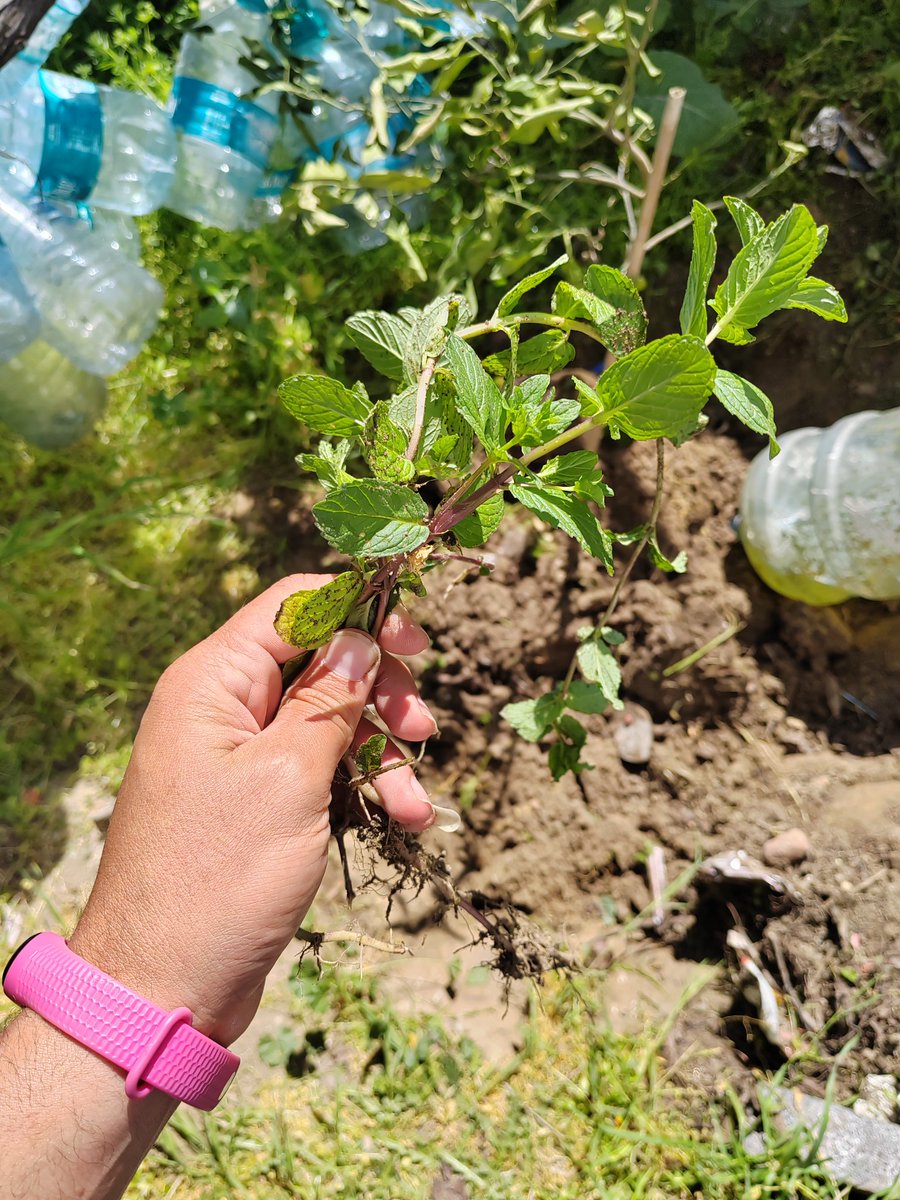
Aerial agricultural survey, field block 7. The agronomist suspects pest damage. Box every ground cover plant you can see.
[273,195,846,968]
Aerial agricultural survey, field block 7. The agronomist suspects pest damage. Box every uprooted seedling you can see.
[276,198,846,977]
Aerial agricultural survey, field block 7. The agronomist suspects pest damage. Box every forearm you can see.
[0,1008,176,1200]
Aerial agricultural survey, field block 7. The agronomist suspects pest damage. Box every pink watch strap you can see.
[2,933,239,1110]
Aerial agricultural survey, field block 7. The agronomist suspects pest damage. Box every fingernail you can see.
[321,630,380,681]
[417,698,439,736]
[409,776,436,826]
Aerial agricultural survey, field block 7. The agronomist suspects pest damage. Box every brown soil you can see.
[397,428,899,1095]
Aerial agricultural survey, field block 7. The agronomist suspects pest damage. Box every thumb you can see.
[263,629,381,781]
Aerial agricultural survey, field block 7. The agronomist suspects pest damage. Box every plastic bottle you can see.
[0,70,177,214]
[0,242,41,362]
[0,337,106,448]
[167,0,282,230]
[0,187,162,376]
[286,0,378,101]
[738,409,900,604]
[0,0,90,104]
[243,113,307,225]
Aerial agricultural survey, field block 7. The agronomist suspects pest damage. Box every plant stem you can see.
[561,438,665,698]
[406,357,436,462]
[705,320,723,346]
[459,312,607,347]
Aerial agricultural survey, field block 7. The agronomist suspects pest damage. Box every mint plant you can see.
[276,198,845,791]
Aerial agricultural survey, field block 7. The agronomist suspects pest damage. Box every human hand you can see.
[68,574,437,1046]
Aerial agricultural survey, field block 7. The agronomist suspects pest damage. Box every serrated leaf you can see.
[552,281,617,328]
[274,571,364,650]
[454,494,505,548]
[647,532,688,573]
[280,375,371,437]
[538,451,600,486]
[511,376,579,449]
[587,335,716,443]
[365,406,417,483]
[565,681,610,714]
[501,691,565,742]
[576,637,623,709]
[355,733,387,777]
[443,334,506,449]
[345,309,415,382]
[785,277,847,322]
[550,714,590,780]
[714,369,779,457]
[635,51,738,155]
[714,323,756,346]
[710,205,819,338]
[296,439,353,492]
[494,254,568,318]
[723,195,764,245]
[510,480,614,569]
[402,294,472,385]
[679,201,717,339]
[313,479,429,558]
[483,331,575,386]
[584,266,649,355]
[601,626,625,645]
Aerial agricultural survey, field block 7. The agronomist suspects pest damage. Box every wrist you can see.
[68,912,234,1044]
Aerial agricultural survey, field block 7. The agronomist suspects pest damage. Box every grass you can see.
[122,960,883,1200]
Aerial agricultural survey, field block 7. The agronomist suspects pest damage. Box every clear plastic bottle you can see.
[167,0,281,230]
[0,242,40,362]
[0,337,106,448]
[286,0,378,102]
[0,70,177,215]
[0,187,162,376]
[0,0,90,104]
[243,113,307,226]
[738,408,900,604]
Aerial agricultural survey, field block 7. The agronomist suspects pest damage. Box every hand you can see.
[68,574,437,1046]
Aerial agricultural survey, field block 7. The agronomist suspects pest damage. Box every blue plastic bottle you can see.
[0,187,162,376]
[0,242,41,362]
[167,0,282,230]
[0,70,177,215]
[0,0,90,104]
[0,338,107,448]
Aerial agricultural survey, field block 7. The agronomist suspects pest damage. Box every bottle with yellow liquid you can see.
[738,408,900,605]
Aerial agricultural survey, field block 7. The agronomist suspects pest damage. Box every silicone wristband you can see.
[2,933,239,1110]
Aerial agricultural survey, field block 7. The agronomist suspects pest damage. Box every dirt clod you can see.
[763,828,813,867]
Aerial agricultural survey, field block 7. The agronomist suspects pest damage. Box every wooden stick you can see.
[624,86,686,278]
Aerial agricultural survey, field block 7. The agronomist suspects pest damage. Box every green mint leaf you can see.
[313,479,430,558]
[576,636,623,708]
[647,532,688,573]
[510,480,613,570]
[454,494,505,548]
[601,626,625,645]
[710,204,819,337]
[280,375,371,438]
[483,331,575,387]
[494,254,568,318]
[587,334,716,443]
[403,294,472,386]
[274,571,364,650]
[345,309,416,382]
[584,266,649,355]
[549,714,590,780]
[723,195,765,246]
[714,368,779,457]
[679,201,718,339]
[364,404,417,483]
[552,281,617,328]
[355,733,387,777]
[512,376,579,449]
[715,323,756,346]
[443,334,506,450]
[816,225,828,255]
[565,681,610,714]
[295,439,353,492]
[785,277,848,323]
[574,475,613,506]
[538,451,600,486]
[501,690,565,742]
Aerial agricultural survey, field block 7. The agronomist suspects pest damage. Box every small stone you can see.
[612,704,654,765]
[763,828,812,867]
[854,1075,899,1123]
